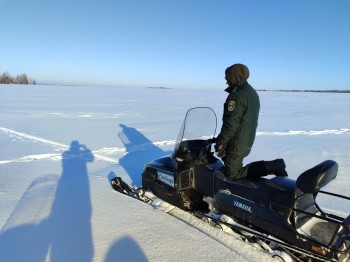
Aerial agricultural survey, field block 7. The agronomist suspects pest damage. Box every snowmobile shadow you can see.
[118,124,171,186]
[0,141,95,261]
[104,235,147,262]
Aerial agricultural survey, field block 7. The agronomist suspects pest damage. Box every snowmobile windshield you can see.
[173,107,217,158]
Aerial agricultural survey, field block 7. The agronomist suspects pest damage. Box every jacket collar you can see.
[225,81,248,93]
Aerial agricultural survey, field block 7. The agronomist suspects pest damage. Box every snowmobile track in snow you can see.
[1,126,349,165]
[0,127,118,164]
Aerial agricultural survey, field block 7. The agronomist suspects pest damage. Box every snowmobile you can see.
[140,107,350,262]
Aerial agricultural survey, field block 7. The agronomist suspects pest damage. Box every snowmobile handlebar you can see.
[181,138,216,163]
[207,137,217,144]
[198,137,216,148]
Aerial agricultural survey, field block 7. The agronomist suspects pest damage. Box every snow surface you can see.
[0,84,349,261]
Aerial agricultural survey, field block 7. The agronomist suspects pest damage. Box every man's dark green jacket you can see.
[216,81,260,158]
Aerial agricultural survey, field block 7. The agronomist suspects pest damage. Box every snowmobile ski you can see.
[109,172,151,204]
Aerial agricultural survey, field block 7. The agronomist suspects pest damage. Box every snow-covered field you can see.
[0,84,349,261]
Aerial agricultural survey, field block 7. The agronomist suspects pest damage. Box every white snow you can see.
[0,84,349,261]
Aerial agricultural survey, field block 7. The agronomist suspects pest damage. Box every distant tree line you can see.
[0,71,36,85]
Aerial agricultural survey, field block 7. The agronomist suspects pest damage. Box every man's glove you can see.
[215,143,226,158]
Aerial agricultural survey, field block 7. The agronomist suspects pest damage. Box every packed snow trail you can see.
[1,126,349,165]
[0,127,118,164]
[257,128,350,136]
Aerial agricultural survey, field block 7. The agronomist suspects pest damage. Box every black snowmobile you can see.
[141,107,350,262]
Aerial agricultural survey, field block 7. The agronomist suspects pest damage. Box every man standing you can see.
[215,63,287,180]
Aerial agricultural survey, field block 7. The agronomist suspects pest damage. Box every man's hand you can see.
[215,143,226,158]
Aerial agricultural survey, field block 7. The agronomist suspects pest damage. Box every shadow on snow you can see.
[0,141,95,261]
[118,124,172,187]
[0,130,154,261]
[105,235,147,262]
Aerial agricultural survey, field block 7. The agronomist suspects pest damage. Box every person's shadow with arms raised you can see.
[47,140,94,262]
[0,140,95,262]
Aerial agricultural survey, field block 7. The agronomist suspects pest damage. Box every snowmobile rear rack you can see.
[319,190,350,201]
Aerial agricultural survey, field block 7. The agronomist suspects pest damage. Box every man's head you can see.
[225,63,249,87]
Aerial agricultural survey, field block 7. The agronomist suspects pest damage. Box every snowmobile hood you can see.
[225,64,249,93]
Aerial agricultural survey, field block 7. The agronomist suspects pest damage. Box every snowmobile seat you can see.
[296,160,338,194]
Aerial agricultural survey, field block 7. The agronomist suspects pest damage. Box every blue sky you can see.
[1,0,349,90]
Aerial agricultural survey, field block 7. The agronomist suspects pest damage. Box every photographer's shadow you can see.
[47,140,94,261]
[118,124,171,186]
[0,141,95,261]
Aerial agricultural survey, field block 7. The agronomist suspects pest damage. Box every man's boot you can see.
[264,159,288,177]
